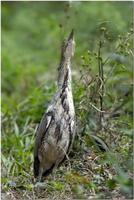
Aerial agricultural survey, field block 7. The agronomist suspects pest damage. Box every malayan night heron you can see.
[34,30,76,182]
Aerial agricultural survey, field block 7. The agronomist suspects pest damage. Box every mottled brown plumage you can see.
[34,30,76,182]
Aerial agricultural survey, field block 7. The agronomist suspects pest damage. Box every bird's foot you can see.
[34,182,46,189]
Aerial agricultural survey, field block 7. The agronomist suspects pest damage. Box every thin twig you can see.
[98,41,104,126]
[89,102,105,113]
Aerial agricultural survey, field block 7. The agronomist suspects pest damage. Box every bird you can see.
[34,30,76,182]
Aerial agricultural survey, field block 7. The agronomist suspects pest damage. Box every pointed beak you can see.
[68,29,74,41]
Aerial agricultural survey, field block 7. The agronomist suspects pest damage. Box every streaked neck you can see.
[58,58,72,90]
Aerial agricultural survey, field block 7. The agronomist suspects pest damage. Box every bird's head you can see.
[61,29,75,59]
[58,30,75,88]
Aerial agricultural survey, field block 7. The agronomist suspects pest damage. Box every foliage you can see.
[1,1,133,199]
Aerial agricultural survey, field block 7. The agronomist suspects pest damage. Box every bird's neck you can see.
[58,58,72,91]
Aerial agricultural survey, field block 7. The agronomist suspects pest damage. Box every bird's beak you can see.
[68,29,74,41]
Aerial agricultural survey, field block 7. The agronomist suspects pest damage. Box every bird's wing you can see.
[34,111,54,178]
[34,111,53,157]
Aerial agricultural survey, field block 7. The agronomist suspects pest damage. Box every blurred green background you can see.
[1,1,133,199]
[2,1,132,109]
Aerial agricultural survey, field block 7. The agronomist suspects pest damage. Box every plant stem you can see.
[98,41,104,126]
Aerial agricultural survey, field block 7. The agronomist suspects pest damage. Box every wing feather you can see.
[33,111,53,177]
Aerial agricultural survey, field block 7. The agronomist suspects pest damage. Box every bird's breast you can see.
[66,87,75,115]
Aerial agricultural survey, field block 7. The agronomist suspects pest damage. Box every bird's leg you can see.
[37,166,43,182]
[34,167,46,188]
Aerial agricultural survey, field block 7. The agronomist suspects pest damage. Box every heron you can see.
[34,30,76,182]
